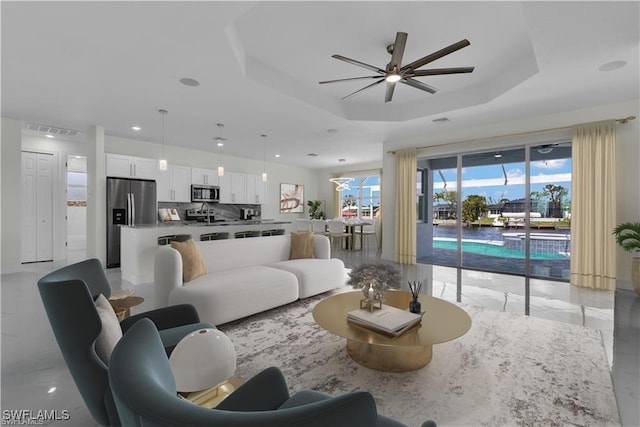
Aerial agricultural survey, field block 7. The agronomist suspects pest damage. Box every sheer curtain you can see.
[395,149,417,264]
[570,121,617,290]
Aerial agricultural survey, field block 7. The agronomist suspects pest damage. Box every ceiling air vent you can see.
[307,153,319,157]
[432,117,450,124]
[26,123,80,137]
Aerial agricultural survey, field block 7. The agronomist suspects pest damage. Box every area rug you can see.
[218,290,619,427]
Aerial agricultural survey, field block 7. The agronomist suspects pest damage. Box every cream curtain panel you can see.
[331,173,341,218]
[395,149,417,264]
[570,121,617,290]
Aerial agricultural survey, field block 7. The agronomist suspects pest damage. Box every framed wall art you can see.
[280,183,304,213]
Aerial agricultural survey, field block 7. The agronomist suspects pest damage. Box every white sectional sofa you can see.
[154,234,346,325]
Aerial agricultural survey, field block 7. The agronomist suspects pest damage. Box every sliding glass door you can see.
[417,142,572,312]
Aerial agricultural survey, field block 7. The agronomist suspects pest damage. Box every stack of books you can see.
[347,304,423,336]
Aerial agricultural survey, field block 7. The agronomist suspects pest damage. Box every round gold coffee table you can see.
[313,290,471,372]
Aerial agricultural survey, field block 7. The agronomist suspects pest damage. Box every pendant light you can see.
[158,109,168,171]
[214,123,226,176]
[261,134,268,182]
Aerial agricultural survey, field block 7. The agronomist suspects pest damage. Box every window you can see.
[338,173,381,219]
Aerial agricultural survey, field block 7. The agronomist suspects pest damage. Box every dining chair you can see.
[294,219,312,232]
[310,219,328,235]
[354,218,377,250]
[326,220,351,250]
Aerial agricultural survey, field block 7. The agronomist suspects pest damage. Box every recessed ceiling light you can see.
[45,134,54,138]
[179,77,200,87]
[599,60,627,72]
[48,387,57,394]
[274,154,281,158]
[131,126,141,131]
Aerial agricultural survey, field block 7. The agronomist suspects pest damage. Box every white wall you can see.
[1,118,23,273]
[381,99,640,291]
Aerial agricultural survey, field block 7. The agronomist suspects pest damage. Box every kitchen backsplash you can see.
[157,202,261,222]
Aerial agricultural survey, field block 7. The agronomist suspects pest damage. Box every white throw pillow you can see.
[94,294,123,365]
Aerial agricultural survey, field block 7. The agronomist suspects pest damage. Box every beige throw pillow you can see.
[94,294,123,365]
[171,238,208,282]
[290,232,315,259]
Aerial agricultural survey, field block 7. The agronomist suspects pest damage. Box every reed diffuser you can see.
[408,281,422,314]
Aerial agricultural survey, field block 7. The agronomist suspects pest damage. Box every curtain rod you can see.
[387,115,636,154]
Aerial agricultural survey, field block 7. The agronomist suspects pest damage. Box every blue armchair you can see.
[109,318,432,427]
[38,258,213,426]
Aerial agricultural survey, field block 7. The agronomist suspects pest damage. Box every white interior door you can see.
[21,153,37,262]
[21,152,53,263]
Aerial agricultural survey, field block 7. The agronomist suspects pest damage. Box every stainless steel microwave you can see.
[191,185,220,203]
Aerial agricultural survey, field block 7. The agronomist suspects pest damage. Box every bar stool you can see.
[157,234,192,246]
[235,230,261,238]
[200,232,230,241]
[261,229,285,236]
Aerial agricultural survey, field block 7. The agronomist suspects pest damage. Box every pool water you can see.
[433,240,567,260]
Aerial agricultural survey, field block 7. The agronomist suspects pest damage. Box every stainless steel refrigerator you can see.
[106,177,157,268]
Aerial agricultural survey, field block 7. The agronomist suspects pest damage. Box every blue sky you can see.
[433,158,572,204]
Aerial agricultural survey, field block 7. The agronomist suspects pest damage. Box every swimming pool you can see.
[433,239,568,260]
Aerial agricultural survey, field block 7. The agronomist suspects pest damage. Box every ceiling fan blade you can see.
[387,32,408,72]
[401,77,437,94]
[409,67,475,77]
[385,82,396,103]
[332,54,385,74]
[319,76,383,84]
[401,39,471,72]
[342,79,385,100]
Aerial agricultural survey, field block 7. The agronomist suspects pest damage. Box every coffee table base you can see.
[346,339,432,372]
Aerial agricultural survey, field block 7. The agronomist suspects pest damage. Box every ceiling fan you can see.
[319,32,474,103]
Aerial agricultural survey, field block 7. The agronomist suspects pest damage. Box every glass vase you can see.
[409,298,421,314]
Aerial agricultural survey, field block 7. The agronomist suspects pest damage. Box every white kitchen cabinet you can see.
[157,165,191,202]
[218,172,265,204]
[229,172,248,204]
[191,167,219,186]
[106,154,157,180]
[247,175,267,204]
[218,173,232,203]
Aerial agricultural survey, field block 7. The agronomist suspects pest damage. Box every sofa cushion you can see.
[171,238,207,282]
[270,258,347,299]
[169,266,299,325]
[290,232,315,259]
[94,294,123,364]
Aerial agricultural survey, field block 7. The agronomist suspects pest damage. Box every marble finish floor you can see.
[1,244,638,426]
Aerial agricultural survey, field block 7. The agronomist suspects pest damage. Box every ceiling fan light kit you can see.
[320,32,474,103]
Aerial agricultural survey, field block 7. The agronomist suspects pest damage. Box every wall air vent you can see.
[26,123,80,137]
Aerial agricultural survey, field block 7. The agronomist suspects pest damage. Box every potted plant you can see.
[307,200,324,220]
[612,222,640,295]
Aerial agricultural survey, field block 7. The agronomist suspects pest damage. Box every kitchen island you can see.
[120,220,293,285]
